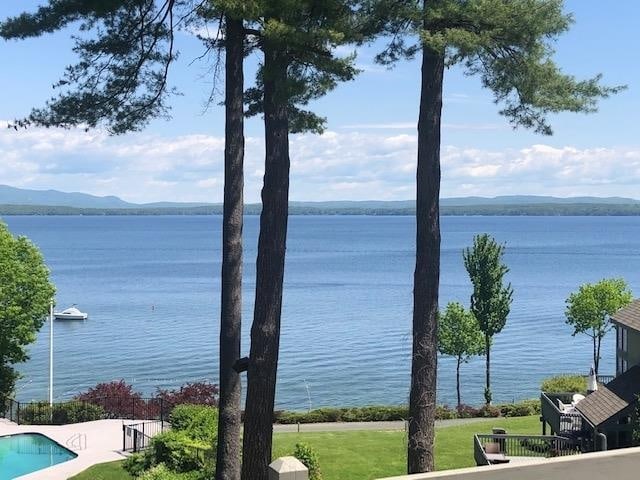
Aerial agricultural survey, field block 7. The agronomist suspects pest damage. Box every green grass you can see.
[68,460,134,480]
[68,416,540,480]
[274,415,540,479]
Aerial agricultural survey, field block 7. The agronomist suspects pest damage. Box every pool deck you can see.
[0,419,131,479]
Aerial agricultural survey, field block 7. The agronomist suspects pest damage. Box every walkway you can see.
[274,417,499,433]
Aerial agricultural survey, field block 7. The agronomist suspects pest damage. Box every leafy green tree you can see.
[0,222,55,402]
[463,234,513,405]
[565,278,632,375]
[438,302,484,408]
[366,0,622,472]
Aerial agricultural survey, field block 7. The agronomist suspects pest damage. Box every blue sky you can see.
[1,0,639,203]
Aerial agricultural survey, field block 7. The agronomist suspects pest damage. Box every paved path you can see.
[274,416,500,433]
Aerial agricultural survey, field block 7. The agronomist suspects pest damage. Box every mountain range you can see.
[1,185,638,210]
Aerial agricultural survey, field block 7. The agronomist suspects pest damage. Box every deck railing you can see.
[540,392,586,435]
[474,434,579,465]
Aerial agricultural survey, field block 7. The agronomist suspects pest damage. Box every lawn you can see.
[69,416,540,480]
[273,415,540,479]
[69,460,134,480]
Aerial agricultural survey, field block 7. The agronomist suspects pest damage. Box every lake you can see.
[4,215,640,410]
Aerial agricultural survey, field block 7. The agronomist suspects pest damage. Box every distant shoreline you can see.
[3,203,640,216]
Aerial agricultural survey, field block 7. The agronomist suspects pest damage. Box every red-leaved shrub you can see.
[75,380,146,419]
[155,382,219,409]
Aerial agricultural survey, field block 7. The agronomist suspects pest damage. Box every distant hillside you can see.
[0,184,134,208]
[0,185,210,209]
[3,202,640,216]
[1,185,639,214]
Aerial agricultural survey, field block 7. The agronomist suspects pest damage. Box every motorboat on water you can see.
[54,305,88,320]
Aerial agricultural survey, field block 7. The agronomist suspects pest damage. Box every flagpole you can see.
[49,299,54,407]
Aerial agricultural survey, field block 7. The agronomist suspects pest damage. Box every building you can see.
[539,299,640,452]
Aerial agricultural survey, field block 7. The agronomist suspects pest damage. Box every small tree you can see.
[0,222,55,402]
[565,278,632,375]
[463,234,513,405]
[438,302,484,408]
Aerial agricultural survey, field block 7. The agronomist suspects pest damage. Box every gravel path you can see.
[274,416,502,433]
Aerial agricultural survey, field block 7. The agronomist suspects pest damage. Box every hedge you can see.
[274,400,540,424]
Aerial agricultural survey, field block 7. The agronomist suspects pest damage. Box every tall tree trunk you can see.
[484,335,491,404]
[594,336,600,375]
[215,16,244,480]
[456,357,461,408]
[241,42,290,480]
[407,42,444,474]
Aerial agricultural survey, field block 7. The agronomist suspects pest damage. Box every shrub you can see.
[455,404,479,419]
[435,405,457,420]
[169,404,219,443]
[540,375,587,394]
[274,405,409,424]
[294,443,322,480]
[123,452,155,477]
[139,464,203,480]
[150,430,212,473]
[75,380,146,418]
[156,382,219,412]
[478,405,501,418]
[499,399,540,417]
[20,401,104,425]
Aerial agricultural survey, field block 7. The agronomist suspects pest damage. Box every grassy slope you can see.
[69,416,540,480]
[69,460,134,480]
[273,416,540,479]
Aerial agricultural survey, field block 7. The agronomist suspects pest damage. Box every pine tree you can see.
[367,0,623,473]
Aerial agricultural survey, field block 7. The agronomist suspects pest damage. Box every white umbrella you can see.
[587,365,598,393]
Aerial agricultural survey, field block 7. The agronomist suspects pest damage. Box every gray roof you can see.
[611,299,640,331]
[576,365,640,427]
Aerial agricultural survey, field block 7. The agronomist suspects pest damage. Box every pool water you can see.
[0,433,77,480]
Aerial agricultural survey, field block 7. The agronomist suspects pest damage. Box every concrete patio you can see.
[0,419,129,479]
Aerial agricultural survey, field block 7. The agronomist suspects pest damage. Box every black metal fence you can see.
[123,420,166,452]
[0,396,174,426]
[474,434,580,465]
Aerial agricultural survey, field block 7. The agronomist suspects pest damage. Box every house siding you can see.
[616,324,640,375]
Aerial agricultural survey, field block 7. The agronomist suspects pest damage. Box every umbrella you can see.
[587,365,598,393]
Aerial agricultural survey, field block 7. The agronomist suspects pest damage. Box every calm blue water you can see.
[4,216,640,410]
[0,433,76,479]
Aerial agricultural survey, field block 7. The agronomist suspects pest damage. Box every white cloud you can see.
[340,122,505,131]
[1,125,639,203]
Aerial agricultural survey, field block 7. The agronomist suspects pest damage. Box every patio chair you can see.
[483,442,510,465]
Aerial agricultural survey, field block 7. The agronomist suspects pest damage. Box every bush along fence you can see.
[0,396,174,425]
[273,399,541,424]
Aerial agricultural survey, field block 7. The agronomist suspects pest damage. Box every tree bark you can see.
[241,41,290,480]
[456,357,461,408]
[594,336,600,375]
[215,16,244,480]
[485,335,491,404]
[407,40,444,474]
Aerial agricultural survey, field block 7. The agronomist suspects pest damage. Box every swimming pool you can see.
[0,433,77,479]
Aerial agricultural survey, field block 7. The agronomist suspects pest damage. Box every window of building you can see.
[622,327,628,353]
[618,326,623,350]
[618,415,631,425]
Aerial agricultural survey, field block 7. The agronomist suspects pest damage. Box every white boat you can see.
[54,306,88,320]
